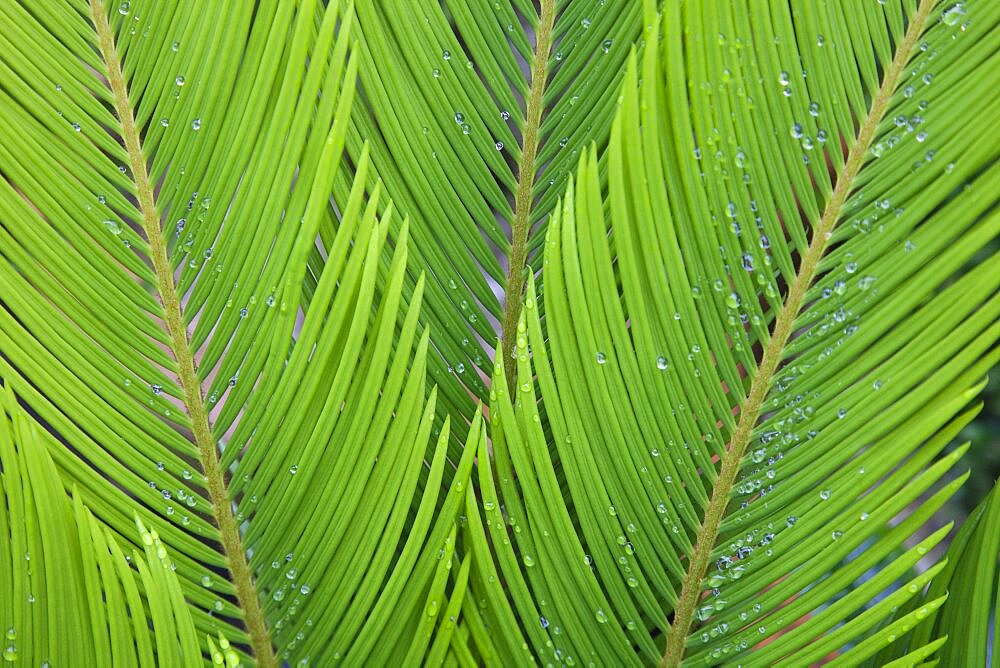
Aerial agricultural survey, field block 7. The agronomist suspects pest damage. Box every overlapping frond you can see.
[349,0,647,424]
[0,388,217,666]
[884,477,1000,666]
[0,0,470,664]
[461,0,1000,664]
[1,0,997,665]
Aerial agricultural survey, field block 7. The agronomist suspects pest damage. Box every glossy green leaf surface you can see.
[0,0,997,666]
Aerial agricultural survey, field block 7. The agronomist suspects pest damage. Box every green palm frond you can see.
[1,0,998,666]
[348,0,647,423]
[462,0,999,664]
[0,387,216,666]
[0,0,474,664]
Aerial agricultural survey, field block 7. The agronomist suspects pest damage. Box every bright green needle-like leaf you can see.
[0,0,470,664]
[461,0,999,664]
[0,387,206,665]
[0,0,997,665]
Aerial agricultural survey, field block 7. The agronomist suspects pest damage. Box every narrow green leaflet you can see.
[0,0,468,664]
[463,0,1000,664]
[348,0,648,426]
[884,478,1000,666]
[0,387,211,666]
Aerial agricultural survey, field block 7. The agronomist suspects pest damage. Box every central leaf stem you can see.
[660,1,936,664]
[500,0,556,389]
[89,2,275,664]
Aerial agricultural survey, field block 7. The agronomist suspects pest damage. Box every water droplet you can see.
[175,76,185,86]
[595,609,608,624]
[602,39,613,53]
[820,489,831,500]
[103,220,122,235]
[442,50,451,60]
[191,118,201,131]
[656,356,668,370]
[831,530,843,540]
[289,465,298,475]
[495,141,504,151]
[151,384,162,395]
[942,3,966,26]
[808,101,820,117]
[118,1,130,14]
[540,615,549,629]
[596,352,607,364]
[778,71,790,85]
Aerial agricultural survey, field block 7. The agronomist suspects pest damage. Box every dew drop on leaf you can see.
[942,3,966,26]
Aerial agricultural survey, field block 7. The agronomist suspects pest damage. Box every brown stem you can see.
[500,0,556,390]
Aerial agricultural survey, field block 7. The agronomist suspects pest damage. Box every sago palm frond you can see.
[0,0,474,664]
[463,0,999,665]
[348,0,648,428]
[0,0,998,666]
